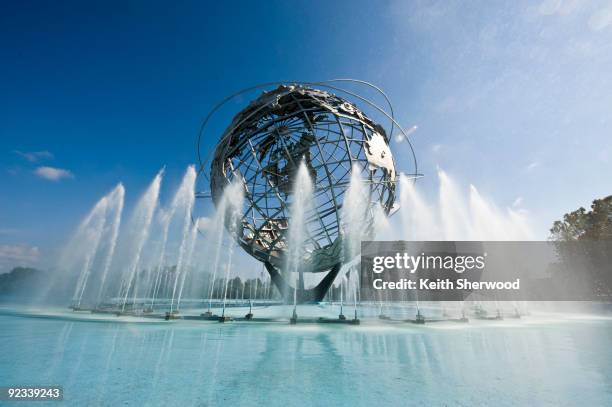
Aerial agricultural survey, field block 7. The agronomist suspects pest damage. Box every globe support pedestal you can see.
[264,262,342,304]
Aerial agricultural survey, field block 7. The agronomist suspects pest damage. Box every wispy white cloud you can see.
[431,144,443,153]
[512,196,524,207]
[394,125,418,142]
[589,4,612,31]
[525,161,540,172]
[435,96,457,113]
[390,0,456,32]
[14,150,54,163]
[537,0,582,17]
[34,166,74,181]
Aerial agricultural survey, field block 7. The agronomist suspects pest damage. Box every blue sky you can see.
[1,0,611,271]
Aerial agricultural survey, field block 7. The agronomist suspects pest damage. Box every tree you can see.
[550,195,612,298]
[550,196,612,241]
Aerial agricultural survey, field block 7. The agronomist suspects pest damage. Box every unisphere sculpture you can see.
[198,81,418,302]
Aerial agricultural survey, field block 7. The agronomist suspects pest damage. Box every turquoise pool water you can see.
[1,308,611,406]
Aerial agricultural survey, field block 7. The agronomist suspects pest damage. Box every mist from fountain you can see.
[148,208,172,308]
[176,219,201,310]
[96,185,125,305]
[342,164,370,316]
[218,180,245,317]
[43,164,283,315]
[204,210,225,313]
[398,169,534,241]
[202,179,244,314]
[60,183,125,308]
[285,161,314,312]
[165,165,197,313]
[72,196,108,306]
[50,160,536,320]
[119,169,163,311]
[396,169,534,318]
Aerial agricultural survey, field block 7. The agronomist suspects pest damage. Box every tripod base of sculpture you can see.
[264,262,342,304]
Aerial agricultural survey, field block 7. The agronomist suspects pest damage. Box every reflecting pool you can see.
[1,307,611,406]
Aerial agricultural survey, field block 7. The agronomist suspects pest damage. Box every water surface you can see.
[1,309,611,406]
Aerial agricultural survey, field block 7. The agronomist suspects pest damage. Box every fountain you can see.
[54,82,533,325]
[96,185,125,306]
[216,180,245,322]
[118,169,163,313]
[41,189,107,310]
[399,170,533,241]
[67,183,125,310]
[71,194,110,309]
[200,196,230,318]
[175,220,200,311]
[167,165,197,314]
[340,164,370,324]
[394,170,534,321]
[284,161,314,323]
[53,160,535,324]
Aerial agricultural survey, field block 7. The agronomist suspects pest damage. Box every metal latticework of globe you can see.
[203,83,412,278]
